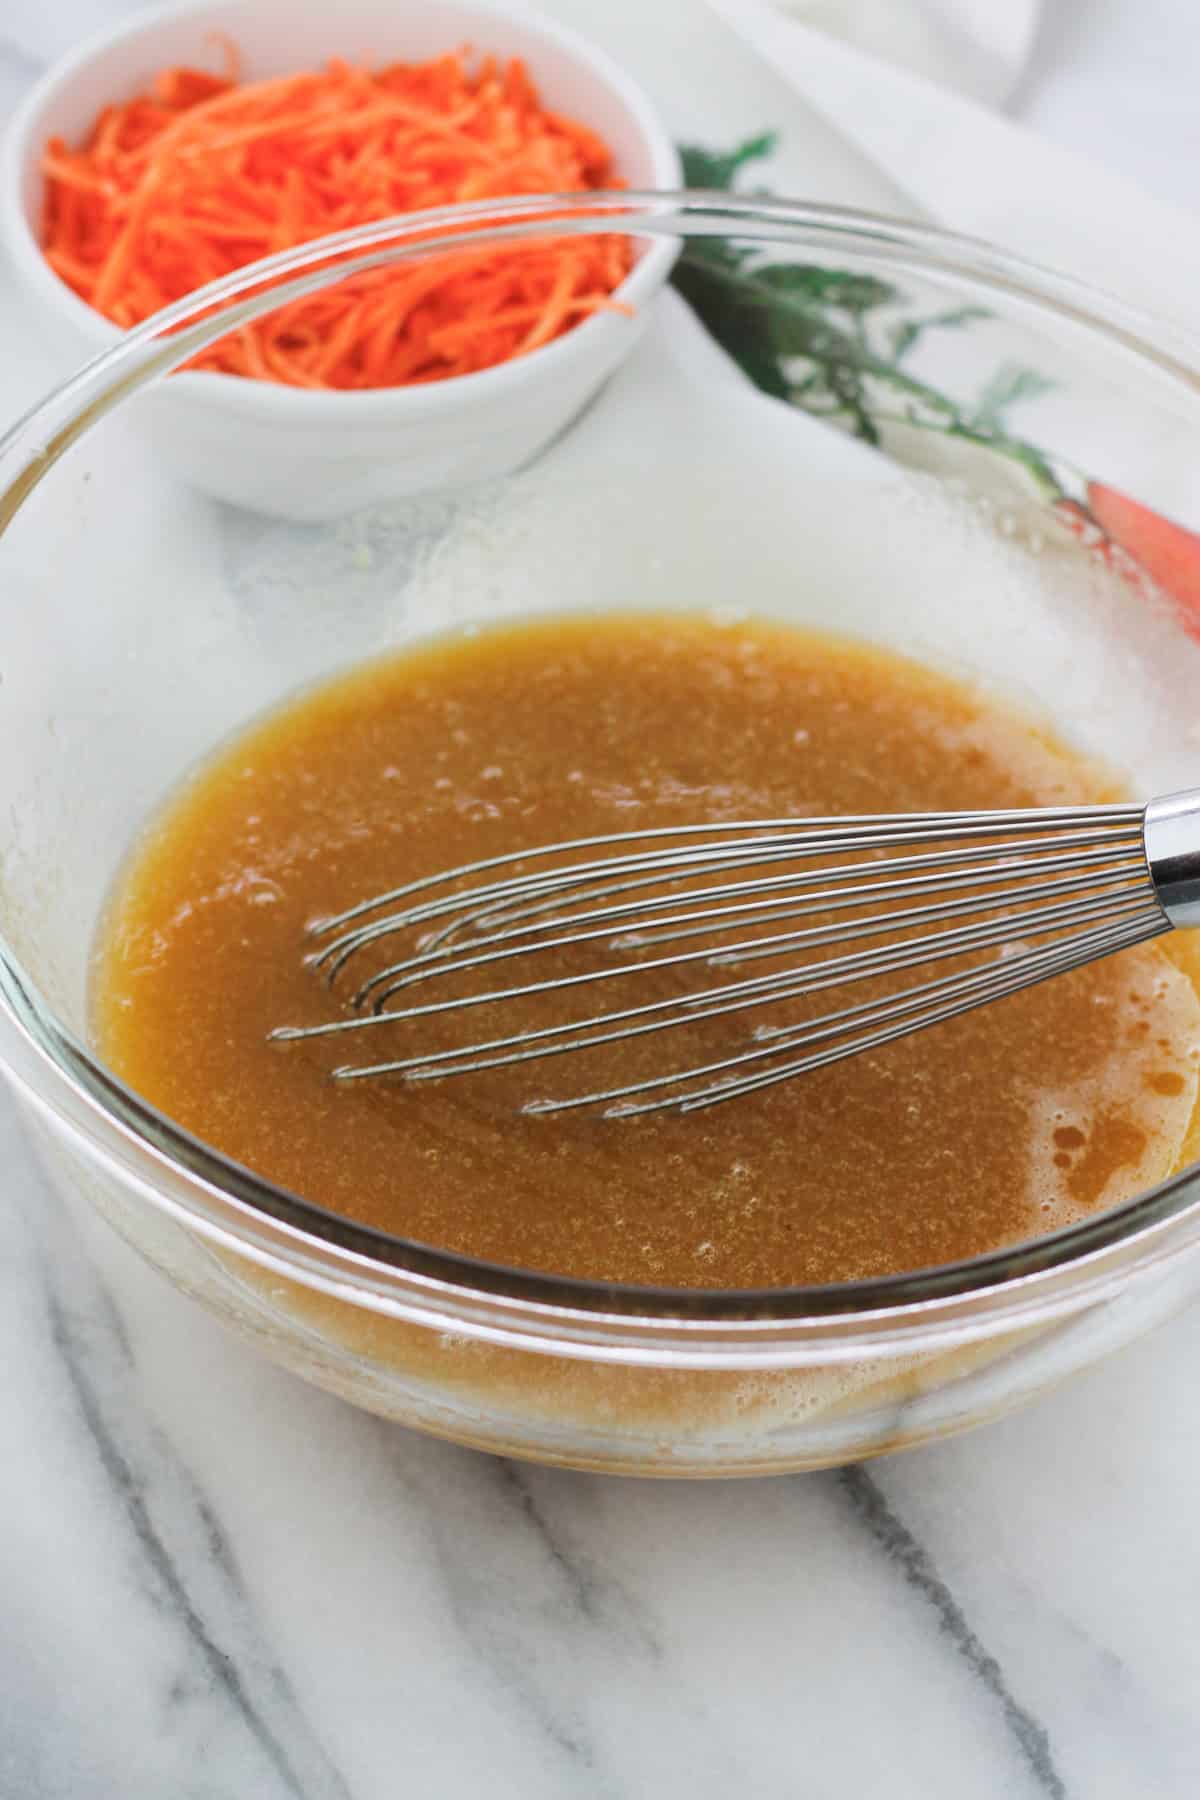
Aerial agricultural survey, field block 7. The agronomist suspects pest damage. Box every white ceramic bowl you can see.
[0,0,680,520]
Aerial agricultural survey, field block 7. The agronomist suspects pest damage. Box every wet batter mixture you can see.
[92,614,1200,1287]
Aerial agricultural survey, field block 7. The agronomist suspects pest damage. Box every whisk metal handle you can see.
[1145,790,1200,928]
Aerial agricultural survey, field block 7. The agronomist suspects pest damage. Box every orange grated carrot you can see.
[40,46,634,389]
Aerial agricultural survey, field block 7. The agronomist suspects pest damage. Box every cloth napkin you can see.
[707,0,1200,340]
[690,0,1200,569]
[768,0,1040,104]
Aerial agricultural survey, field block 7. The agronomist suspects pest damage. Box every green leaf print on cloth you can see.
[668,134,1200,638]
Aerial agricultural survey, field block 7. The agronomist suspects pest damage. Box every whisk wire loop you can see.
[270,798,1196,1112]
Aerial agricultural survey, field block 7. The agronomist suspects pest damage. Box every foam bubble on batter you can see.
[729,1359,907,1425]
[1024,948,1200,1232]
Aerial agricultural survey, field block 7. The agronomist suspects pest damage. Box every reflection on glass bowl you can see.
[3,194,1200,1474]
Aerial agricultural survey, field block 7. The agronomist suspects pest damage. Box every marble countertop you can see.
[4,2,1200,1794]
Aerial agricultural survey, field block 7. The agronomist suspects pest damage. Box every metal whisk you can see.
[271,793,1200,1115]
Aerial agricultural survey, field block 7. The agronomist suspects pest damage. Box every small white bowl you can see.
[0,0,680,519]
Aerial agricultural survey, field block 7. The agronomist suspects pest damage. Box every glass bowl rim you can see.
[6,187,1200,1332]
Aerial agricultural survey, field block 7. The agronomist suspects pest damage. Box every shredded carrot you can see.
[40,46,634,388]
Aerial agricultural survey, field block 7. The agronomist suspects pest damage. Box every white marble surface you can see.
[4,2,1200,1794]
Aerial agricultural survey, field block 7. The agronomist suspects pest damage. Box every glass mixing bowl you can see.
[5,193,1200,1476]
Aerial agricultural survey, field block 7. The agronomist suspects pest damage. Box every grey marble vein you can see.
[47,1292,324,1800]
[15,1168,353,1800]
[0,30,43,119]
[496,1460,663,1657]
[379,1436,670,1794]
[0,32,43,82]
[838,1467,1067,1799]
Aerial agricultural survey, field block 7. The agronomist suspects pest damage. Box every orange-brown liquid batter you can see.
[92,614,1200,1287]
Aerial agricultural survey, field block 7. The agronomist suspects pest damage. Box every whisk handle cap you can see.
[1144,790,1200,928]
